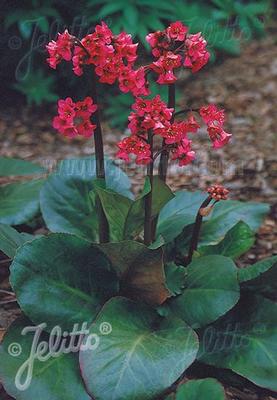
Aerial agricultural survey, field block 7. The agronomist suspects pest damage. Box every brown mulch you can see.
[0,35,276,400]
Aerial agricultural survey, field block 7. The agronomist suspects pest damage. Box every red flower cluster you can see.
[53,97,97,138]
[117,136,151,165]
[207,184,229,201]
[160,116,200,166]
[147,21,210,84]
[46,23,149,97]
[46,30,74,69]
[117,96,173,164]
[200,104,232,148]
[117,96,201,166]
[184,33,210,73]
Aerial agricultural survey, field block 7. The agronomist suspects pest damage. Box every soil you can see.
[0,35,276,400]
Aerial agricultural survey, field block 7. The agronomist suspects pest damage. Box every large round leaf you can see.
[169,255,240,328]
[175,378,225,400]
[0,317,90,400]
[0,179,44,225]
[198,295,277,391]
[40,157,132,240]
[0,157,46,176]
[79,297,199,400]
[10,233,119,331]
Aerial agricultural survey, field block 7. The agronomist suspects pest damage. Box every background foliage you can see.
[0,0,272,125]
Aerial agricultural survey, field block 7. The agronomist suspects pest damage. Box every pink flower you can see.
[146,31,170,57]
[53,97,98,138]
[184,33,210,73]
[200,104,225,126]
[116,136,151,165]
[151,52,182,84]
[199,104,231,148]
[166,21,188,41]
[207,124,232,148]
[46,30,74,69]
[75,97,98,118]
[171,138,195,166]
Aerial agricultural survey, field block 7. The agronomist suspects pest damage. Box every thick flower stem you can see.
[91,70,109,243]
[144,132,154,246]
[158,83,175,182]
[186,195,212,265]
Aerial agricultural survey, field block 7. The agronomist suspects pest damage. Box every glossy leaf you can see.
[199,221,255,259]
[169,255,240,328]
[0,317,90,400]
[175,378,225,400]
[124,176,174,239]
[0,157,45,176]
[157,191,206,243]
[0,180,44,225]
[175,199,269,256]
[239,256,277,300]
[10,233,119,331]
[0,223,34,258]
[79,297,199,400]
[98,241,170,306]
[40,157,132,241]
[94,184,132,241]
[198,295,277,391]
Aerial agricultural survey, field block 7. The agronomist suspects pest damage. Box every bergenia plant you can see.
[0,21,276,400]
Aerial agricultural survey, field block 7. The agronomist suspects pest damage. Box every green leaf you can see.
[199,221,255,259]
[200,200,269,245]
[0,223,34,258]
[0,317,90,400]
[0,157,45,176]
[10,233,119,331]
[94,184,133,241]
[124,176,174,239]
[175,378,225,400]
[169,255,240,328]
[175,199,269,256]
[40,158,132,241]
[157,191,206,243]
[165,262,187,296]
[98,240,170,306]
[0,180,44,225]
[239,256,277,299]
[79,297,199,400]
[198,295,277,391]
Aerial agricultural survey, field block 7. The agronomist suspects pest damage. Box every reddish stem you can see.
[158,84,175,182]
[91,69,109,243]
[186,195,212,265]
[144,131,154,246]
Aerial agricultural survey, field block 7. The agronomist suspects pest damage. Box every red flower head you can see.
[200,104,225,126]
[199,104,232,148]
[184,33,210,73]
[207,184,229,201]
[207,125,232,149]
[46,30,74,69]
[151,52,182,84]
[53,97,97,138]
[116,136,151,165]
[166,21,188,42]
